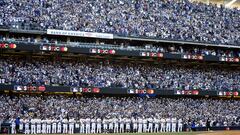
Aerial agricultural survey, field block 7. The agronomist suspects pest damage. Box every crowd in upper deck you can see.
[0,0,239,45]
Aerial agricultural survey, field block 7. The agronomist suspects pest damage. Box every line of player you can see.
[11,117,183,134]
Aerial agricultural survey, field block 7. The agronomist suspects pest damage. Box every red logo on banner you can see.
[38,86,46,92]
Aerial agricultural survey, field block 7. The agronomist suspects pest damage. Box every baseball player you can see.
[166,117,171,132]
[178,118,183,132]
[147,117,153,133]
[91,118,96,133]
[171,117,177,132]
[36,118,41,134]
[80,118,85,134]
[160,117,166,132]
[103,118,108,133]
[11,118,16,134]
[119,117,124,133]
[143,117,147,132]
[125,117,131,132]
[69,118,75,134]
[62,118,68,134]
[41,119,47,134]
[85,117,91,134]
[19,118,23,132]
[113,117,119,133]
[52,118,57,134]
[138,117,143,133]
[132,117,138,132]
[96,118,102,133]
[109,118,114,133]
[153,117,159,133]
[24,118,30,134]
[57,119,62,133]
[46,118,51,134]
[30,118,36,134]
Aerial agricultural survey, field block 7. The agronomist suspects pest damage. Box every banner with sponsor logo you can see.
[70,87,100,93]
[47,29,114,39]
[140,52,163,57]
[218,91,239,96]
[13,85,46,92]
[90,48,116,54]
[40,45,68,52]
[175,90,199,95]
[0,43,17,49]
[182,54,203,60]
[219,57,239,63]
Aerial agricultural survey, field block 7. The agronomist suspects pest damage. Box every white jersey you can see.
[172,118,177,124]
[86,118,91,125]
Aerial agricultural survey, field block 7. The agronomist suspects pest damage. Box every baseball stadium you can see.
[0,0,240,135]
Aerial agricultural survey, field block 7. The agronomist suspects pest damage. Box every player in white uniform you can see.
[153,117,159,133]
[103,118,108,133]
[19,118,24,132]
[57,119,62,133]
[62,118,68,134]
[147,117,153,133]
[30,118,36,134]
[42,119,47,134]
[138,117,143,133]
[109,118,114,132]
[11,118,16,134]
[96,118,102,133]
[69,118,75,134]
[160,118,166,132]
[91,118,96,133]
[80,118,85,133]
[36,118,41,134]
[119,117,124,133]
[125,118,131,132]
[46,119,52,134]
[85,118,91,134]
[113,117,119,133]
[24,118,30,134]
[166,117,171,132]
[142,117,147,132]
[132,117,138,132]
[171,117,177,132]
[52,119,57,134]
[178,118,183,132]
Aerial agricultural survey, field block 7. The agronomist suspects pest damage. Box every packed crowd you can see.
[0,58,239,91]
[0,95,240,134]
[1,36,240,58]
[0,0,239,45]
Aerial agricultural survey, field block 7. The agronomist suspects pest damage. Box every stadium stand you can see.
[0,0,239,45]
